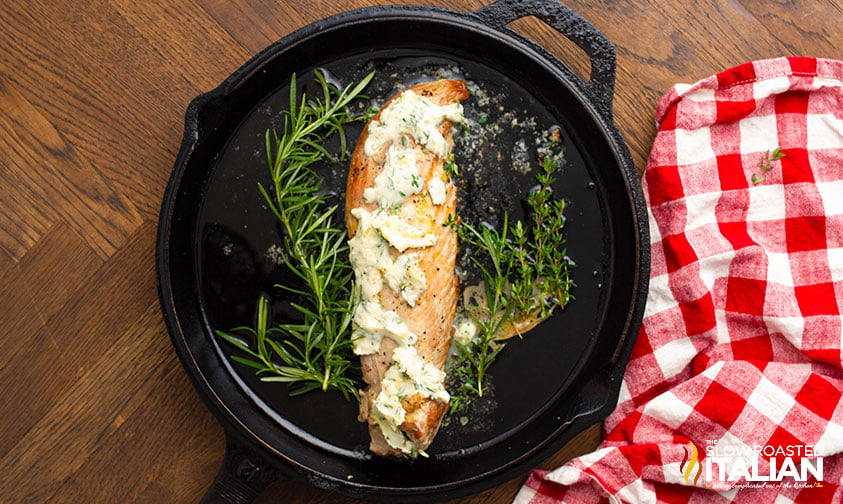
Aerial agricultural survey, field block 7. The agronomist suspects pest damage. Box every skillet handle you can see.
[474,0,616,119]
[200,434,283,504]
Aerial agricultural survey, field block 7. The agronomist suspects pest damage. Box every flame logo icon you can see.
[680,441,703,485]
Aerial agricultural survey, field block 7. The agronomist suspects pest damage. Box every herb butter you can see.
[348,215,392,302]
[348,214,427,308]
[383,253,426,307]
[427,176,447,205]
[363,144,422,209]
[453,312,479,347]
[364,89,464,158]
[352,301,417,355]
[372,346,450,454]
[350,207,437,253]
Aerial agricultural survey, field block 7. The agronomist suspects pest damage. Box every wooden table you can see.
[0,1,839,502]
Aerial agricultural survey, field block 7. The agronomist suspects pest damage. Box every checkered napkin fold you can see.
[515,57,843,503]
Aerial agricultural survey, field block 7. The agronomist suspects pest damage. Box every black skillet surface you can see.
[156,0,649,502]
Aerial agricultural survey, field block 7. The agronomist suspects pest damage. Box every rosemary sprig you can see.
[216,70,374,399]
[449,156,574,407]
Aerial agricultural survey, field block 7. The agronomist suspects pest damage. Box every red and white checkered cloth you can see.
[515,57,843,503]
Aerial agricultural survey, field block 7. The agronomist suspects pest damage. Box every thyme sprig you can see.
[751,147,785,185]
[216,70,374,399]
[449,156,574,407]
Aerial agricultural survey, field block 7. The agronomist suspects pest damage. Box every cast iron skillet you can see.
[156,0,650,501]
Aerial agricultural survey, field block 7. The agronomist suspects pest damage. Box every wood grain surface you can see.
[0,0,839,502]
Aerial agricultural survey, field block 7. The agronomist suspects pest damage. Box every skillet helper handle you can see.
[474,0,617,119]
[200,435,282,504]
